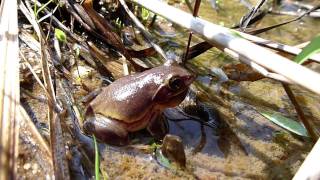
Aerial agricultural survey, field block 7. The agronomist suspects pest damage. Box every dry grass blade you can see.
[118,0,168,61]
[18,105,51,156]
[222,45,294,83]
[20,51,62,113]
[241,34,320,64]
[19,1,70,179]
[239,0,267,30]
[82,0,144,72]
[248,4,320,35]
[294,139,320,179]
[0,0,20,179]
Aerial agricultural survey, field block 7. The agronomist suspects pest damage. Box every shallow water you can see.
[98,0,320,179]
[176,0,320,179]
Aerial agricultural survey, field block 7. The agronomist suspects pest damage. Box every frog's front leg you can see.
[147,114,169,140]
[83,114,129,146]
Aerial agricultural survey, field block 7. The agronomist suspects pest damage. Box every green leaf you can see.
[155,148,172,169]
[93,135,100,180]
[36,0,54,17]
[294,35,320,64]
[54,28,67,43]
[141,7,150,21]
[115,18,122,29]
[259,110,309,137]
[150,142,161,150]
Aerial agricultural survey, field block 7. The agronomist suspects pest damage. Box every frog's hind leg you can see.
[83,115,129,146]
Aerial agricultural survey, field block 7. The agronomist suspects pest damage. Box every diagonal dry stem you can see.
[282,83,318,142]
[19,1,70,179]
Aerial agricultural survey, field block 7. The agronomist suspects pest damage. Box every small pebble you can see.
[32,163,39,174]
[23,163,31,170]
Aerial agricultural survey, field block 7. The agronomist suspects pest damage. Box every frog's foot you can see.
[147,114,169,140]
[161,134,186,168]
[83,115,129,146]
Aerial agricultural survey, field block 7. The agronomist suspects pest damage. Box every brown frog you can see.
[83,62,194,146]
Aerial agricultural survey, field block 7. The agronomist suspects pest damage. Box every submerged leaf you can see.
[259,111,309,137]
[155,148,172,169]
[294,35,320,64]
[222,63,264,82]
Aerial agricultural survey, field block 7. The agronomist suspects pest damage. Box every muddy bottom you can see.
[97,96,312,179]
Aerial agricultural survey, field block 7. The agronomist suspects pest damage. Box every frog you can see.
[83,62,195,146]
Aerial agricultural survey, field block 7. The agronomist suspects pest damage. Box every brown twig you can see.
[282,83,318,142]
[249,4,320,35]
[183,0,201,63]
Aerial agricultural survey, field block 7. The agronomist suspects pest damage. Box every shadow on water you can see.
[164,102,249,158]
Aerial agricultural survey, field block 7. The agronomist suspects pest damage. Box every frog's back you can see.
[89,72,160,123]
[88,64,193,123]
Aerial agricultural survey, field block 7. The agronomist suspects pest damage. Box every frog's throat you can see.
[159,87,189,108]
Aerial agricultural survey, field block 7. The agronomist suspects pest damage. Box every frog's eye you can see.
[168,76,183,91]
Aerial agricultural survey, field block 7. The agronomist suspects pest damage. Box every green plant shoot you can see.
[54,28,67,43]
[141,7,150,21]
[294,35,320,64]
[93,135,100,180]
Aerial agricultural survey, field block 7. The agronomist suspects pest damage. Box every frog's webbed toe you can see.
[83,115,129,146]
